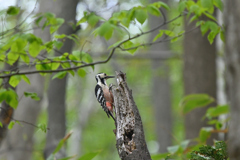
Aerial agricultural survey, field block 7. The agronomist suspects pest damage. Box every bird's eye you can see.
[104,73,107,76]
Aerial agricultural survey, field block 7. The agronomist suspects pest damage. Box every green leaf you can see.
[29,41,42,57]
[7,51,19,65]
[38,123,47,133]
[7,6,20,15]
[81,52,93,63]
[0,122,3,127]
[20,52,30,64]
[52,71,67,79]
[9,75,21,87]
[24,92,40,101]
[77,69,86,78]
[178,1,186,13]
[201,0,214,10]
[158,1,170,10]
[50,60,61,70]
[77,17,87,25]
[35,16,43,27]
[122,41,138,54]
[199,127,213,143]
[53,41,63,50]
[213,0,223,12]
[21,75,31,84]
[88,14,100,27]
[78,151,100,160]
[135,8,148,24]
[54,34,66,39]
[147,5,161,16]
[208,31,218,44]
[203,12,216,21]
[153,30,164,42]
[170,37,179,43]
[8,121,15,129]
[0,89,19,109]
[206,105,229,119]
[98,22,112,37]
[53,139,64,154]
[180,94,214,114]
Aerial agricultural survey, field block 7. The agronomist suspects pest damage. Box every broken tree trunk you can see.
[111,71,151,160]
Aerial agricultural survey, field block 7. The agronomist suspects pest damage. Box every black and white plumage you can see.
[95,73,115,121]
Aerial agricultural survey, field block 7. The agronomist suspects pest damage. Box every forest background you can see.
[0,0,238,160]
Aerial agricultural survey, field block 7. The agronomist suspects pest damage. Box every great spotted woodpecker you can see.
[95,73,115,121]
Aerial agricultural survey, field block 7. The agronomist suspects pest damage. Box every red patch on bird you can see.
[106,102,113,112]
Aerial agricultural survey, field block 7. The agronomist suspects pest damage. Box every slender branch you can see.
[0,12,188,78]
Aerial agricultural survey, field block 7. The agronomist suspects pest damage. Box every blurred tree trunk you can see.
[224,1,240,159]
[0,1,51,158]
[149,0,172,153]
[42,0,79,159]
[183,15,217,143]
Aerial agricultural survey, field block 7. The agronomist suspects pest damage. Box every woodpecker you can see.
[95,73,115,121]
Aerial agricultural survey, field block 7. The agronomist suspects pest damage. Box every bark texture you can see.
[111,71,151,160]
[43,0,78,158]
[224,1,240,159]
[149,0,172,152]
[183,15,217,143]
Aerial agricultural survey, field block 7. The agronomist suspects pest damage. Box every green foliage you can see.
[37,123,48,133]
[24,92,40,101]
[6,6,20,15]
[8,121,15,129]
[163,93,229,159]
[190,141,228,160]
[180,94,214,114]
[0,89,18,109]
[178,0,224,44]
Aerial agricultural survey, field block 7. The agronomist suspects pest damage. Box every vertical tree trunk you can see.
[183,15,217,143]
[43,0,78,158]
[112,71,151,160]
[224,1,240,159]
[149,0,172,153]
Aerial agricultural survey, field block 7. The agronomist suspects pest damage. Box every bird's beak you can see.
[106,75,115,79]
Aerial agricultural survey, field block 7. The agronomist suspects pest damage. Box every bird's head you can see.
[95,73,115,85]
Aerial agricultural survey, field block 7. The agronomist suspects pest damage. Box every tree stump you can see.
[111,71,151,160]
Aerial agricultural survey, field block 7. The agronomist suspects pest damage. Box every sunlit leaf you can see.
[199,127,213,143]
[147,5,161,16]
[0,89,18,109]
[178,1,186,13]
[8,121,15,129]
[205,105,229,119]
[135,8,148,24]
[77,69,86,78]
[9,75,21,87]
[29,41,42,57]
[201,0,214,10]
[213,0,223,12]
[52,71,67,79]
[21,75,31,84]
